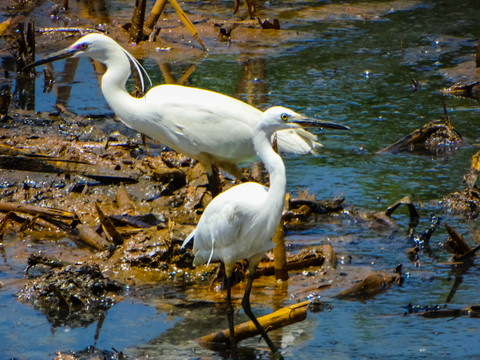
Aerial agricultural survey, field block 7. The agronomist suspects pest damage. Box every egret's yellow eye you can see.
[280,113,288,121]
[80,43,88,50]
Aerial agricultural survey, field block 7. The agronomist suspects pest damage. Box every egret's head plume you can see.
[23,33,152,92]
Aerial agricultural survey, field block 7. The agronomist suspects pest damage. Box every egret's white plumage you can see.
[182,106,297,277]
[28,33,322,184]
[182,107,327,359]
[185,181,279,272]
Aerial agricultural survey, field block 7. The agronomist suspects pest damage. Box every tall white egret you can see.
[25,33,347,195]
[182,107,348,359]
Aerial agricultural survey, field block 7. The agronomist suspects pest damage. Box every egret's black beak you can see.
[293,117,350,131]
[22,48,78,72]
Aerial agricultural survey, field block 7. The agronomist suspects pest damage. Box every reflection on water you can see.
[55,57,80,109]
[2,0,480,359]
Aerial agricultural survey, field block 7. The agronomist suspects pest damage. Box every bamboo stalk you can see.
[168,0,206,50]
[144,0,168,32]
[272,220,288,280]
[271,136,288,281]
[196,300,310,344]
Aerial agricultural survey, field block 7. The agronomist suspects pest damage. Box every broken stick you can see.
[196,300,309,344]
[0,202,77,220]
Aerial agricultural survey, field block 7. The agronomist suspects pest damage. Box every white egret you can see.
[182,107,348,359]
[25,33,347,195]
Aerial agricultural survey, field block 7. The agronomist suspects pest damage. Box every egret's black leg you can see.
[226,274,238,360]
[141,133,151,157]
[207,164,222,197]
[241,273,284,360]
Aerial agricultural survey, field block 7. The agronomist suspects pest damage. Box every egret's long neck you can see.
[99,48,139,119]
[254,130,286,216]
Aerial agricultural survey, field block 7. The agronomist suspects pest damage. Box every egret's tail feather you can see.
[275,128,323,155]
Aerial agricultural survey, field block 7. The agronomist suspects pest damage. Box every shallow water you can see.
[2,0,480,359]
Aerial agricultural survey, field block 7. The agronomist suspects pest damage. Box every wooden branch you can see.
[385,196,420,235]
[0,202,77,220]
[115,184,135,210]
[95,202,124,246]
[336,272,400,301]
[196,300,310,344]
[75,224,110,251]
[130,0,147,43]
[256,247,326,277]
[444,222,472,259]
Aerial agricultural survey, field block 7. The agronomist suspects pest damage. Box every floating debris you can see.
[444,223,480,262]
[336,265,403,301]
[54,346,127,360]
[257,17,280,30]
[442,150,480,218]
[18,264,124,327]
[442,81,479,95]
[378,120,464,155]
[378,103,464,155]
[405,303,480,319]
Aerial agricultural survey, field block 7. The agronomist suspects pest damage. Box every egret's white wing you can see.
[142,85,260,161]
[143,85,322,159]
[190,183,274,267]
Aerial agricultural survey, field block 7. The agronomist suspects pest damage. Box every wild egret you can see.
[24,33,347,195]
[182,107,348,359]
